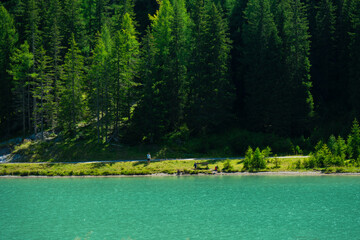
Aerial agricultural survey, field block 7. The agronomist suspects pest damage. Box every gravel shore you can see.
[1,171,360,178]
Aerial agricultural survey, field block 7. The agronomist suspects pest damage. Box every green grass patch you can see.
[2,158,360,176]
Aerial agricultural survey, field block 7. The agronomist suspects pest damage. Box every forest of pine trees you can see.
[1,0,360,144]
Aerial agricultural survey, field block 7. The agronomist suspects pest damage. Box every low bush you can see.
[273,156,281,168]
[243,146,267,171]
[222,160,234,172]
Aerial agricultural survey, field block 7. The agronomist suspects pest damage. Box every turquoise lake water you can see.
[1,176,360,240]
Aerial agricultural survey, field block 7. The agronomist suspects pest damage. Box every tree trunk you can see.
[96,76,100,143]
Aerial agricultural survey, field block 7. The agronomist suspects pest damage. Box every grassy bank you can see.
[6,127,312,163]
[1,158,360,176]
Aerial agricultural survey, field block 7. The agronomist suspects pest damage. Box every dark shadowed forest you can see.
[1,0,360,153]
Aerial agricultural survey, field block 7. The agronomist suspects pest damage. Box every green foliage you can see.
[2,0,360,152]
[9,41,34,136]
[222,159,234,172]
[348,119,360,160]
[348,0,360,114]
[242,0,282,132]
[112,12,140,134]
[293,145,303,155]
[0,4,17,136]
[59,36,84,134]
[309,131,352,168]
[273,155,281,168]
[244,146,267,170]
[278,0,313,135]
[187,2,233,133]
[243,146,253,170]
[262,146,272,158]
[32,46,53,138]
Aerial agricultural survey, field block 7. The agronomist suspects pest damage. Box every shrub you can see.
[251,148,266,170]
[294,145,303,155]
[166,124,190,145]
[310,140,346,168]
[324,168,335,174]
[243,147,253,170]
[295,159,302,169]
[244,146,267,170]
[273,156,281,168]
[303,157,315,169]
[262,146,272,158]
[222,160,234,172]
[336,167,344,173]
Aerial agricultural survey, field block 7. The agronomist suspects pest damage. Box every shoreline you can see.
[1,171,360,178]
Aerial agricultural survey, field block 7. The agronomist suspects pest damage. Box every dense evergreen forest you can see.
[1,0,360,147]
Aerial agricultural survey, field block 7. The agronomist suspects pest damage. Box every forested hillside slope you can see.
[1,0,360,147]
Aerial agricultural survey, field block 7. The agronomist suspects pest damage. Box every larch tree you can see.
[278,0,313,135]
[187,3,233,133]
[229,0,249,118]
[62,0,85,52]
[242,0,282,132]
[24,0,40,133]
[136,0,175,141]
[0,4,17,136]
[129,27,158,143]
[59,36,84,135]
[88,27,112,143]
[32,46,52,139]
[112,12,140,135]
[45,0,63,129]
[9,41,34,137]
[311,0,337,115]
[348,0,360,116]
[168,0,191,130]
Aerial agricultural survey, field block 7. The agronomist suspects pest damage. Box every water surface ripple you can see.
[1,176,360,239]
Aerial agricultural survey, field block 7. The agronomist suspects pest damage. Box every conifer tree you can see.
[348,119,360,160]
[333,0,352,113]
[45,0,63,129]
[89,33,106,143]
[62,0,85,52]
[169,0,191,129]
[95,0,110,33]
[112,13,139,134]
[242,0,282,132]
[229,0,249,117]
[0,5,17,136]
[23,0,40,132]
[11,0,26,44]
[111,0,136,32]
[130,27,158,143]
[9,41,34,137]
[187,3,233,133]
[311,0,336,114]
[59,36,84,134]
[348,0,360,115]
[137,0,175,140]
[88,27,112,142]
[32,46,52,139]
[279,0,313,135]
[83,0,97,53]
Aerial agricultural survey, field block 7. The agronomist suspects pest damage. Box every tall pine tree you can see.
[242,0,282,132]
[348,0,360,116]
[0,4,17,136]
[9,41,34,137]
[279,0,313,135]
[187,3,233,133]
[59,36,84,134]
